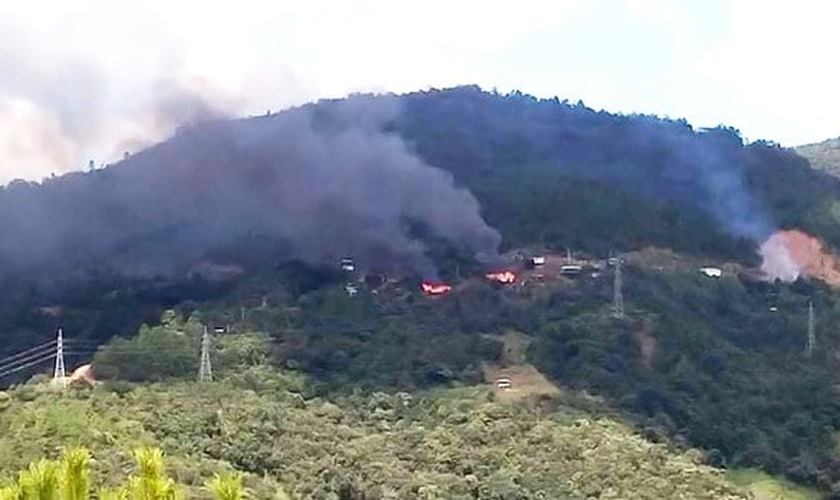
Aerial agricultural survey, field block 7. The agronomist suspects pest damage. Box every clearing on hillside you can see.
[481,331,561,401]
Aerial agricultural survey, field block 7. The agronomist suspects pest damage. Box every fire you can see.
[485,270,516,284]
[421,281,452,295]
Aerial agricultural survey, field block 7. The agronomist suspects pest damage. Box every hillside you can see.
[797,137,840,178]
[0,333,749,499]
[5,86,840,496]
[6,86,840,359]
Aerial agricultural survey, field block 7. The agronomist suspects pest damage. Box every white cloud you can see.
[0,0,588,184]
[689,1,840,145]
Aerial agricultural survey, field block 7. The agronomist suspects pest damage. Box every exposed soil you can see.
[768,230,840,287]
[624,247,742,276]
[482,363,562,402]
[634,318,657,370]
[481,331,562,401]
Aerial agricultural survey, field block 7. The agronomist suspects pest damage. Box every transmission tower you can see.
[613,257,624,318]
[199,326,213,382]
[53,328,67,388]
[807,299,816,359]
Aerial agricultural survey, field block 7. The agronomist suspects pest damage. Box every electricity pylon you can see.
[199,326,213,382]
[613,257,624,318]
[53,328,67,388]
[807,299,816,360]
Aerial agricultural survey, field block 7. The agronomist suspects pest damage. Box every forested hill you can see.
[395,87,840,256]
[7,86,840,496]
[3,85,840,291]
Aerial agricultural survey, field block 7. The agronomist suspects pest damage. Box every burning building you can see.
[421,280,452,296]
[485,270,516,284]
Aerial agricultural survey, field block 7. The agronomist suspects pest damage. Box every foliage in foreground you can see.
[0,446,257,500]
[0,368,749,499]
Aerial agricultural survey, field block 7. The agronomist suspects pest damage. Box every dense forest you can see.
[3,86,840,497]
[1,326,755,499]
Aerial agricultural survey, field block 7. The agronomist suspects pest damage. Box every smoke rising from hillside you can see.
[0,94,501,281]
[759,235,801,282]
[653,128,800,281]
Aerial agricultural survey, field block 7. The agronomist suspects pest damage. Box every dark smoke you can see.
[0,93,501,283]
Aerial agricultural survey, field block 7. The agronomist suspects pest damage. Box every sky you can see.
[1,0,839,185]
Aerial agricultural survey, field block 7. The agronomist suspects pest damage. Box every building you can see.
[495,376,512,390]
[699,267,722,278]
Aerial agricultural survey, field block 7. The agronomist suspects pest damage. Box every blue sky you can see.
[1,0,838,184]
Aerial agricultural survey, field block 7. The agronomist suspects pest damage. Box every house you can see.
[528,256,546,268]
[560,264,582,276]
[495,377,512,390]
[340,257,355,272]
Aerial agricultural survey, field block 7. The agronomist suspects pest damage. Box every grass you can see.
[727,469,821,500]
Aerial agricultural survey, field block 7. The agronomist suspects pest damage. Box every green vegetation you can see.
[0,331,748,499]
[728,469,821,500]
[6,87,840,497]
[55,253,840,497]
[796,137,840,178]
[0,445,252,500]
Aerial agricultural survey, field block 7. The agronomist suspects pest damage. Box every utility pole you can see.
[199,326,213,382]
[613,257,624,318]
[53,328,67,388]
[807,299,816,360]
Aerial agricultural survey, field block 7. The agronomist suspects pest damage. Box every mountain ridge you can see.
[4,85,840,495]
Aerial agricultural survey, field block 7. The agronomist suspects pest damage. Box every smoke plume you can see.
[0,94,501,282]
[0,13,310,186]
[759,234,801,282]
[623,125,801,281]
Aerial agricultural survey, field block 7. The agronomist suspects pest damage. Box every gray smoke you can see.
[665,128,799,280]
[0,93,501,282]
[759,234,801,282]
[668,130,773,242]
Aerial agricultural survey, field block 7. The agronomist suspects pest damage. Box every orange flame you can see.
[421,281,452,295]
[485,270,516,284]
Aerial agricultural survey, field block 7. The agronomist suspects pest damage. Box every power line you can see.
[0,352,55,379]
[0,339,56,366]
[0,347,60,374]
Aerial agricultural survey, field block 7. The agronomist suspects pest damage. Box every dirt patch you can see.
[481,331,561,401]
[482,363,561,402]
[624,247,741,276]
[634,318,657,370]
[764,229,840,287]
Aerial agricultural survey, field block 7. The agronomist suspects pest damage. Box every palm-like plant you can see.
[0,447,256,500]
[0,484,23,500]
[17,459,60,500]
[207,472,247,500]
[59,448,90,500]
[116,448,183,500]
